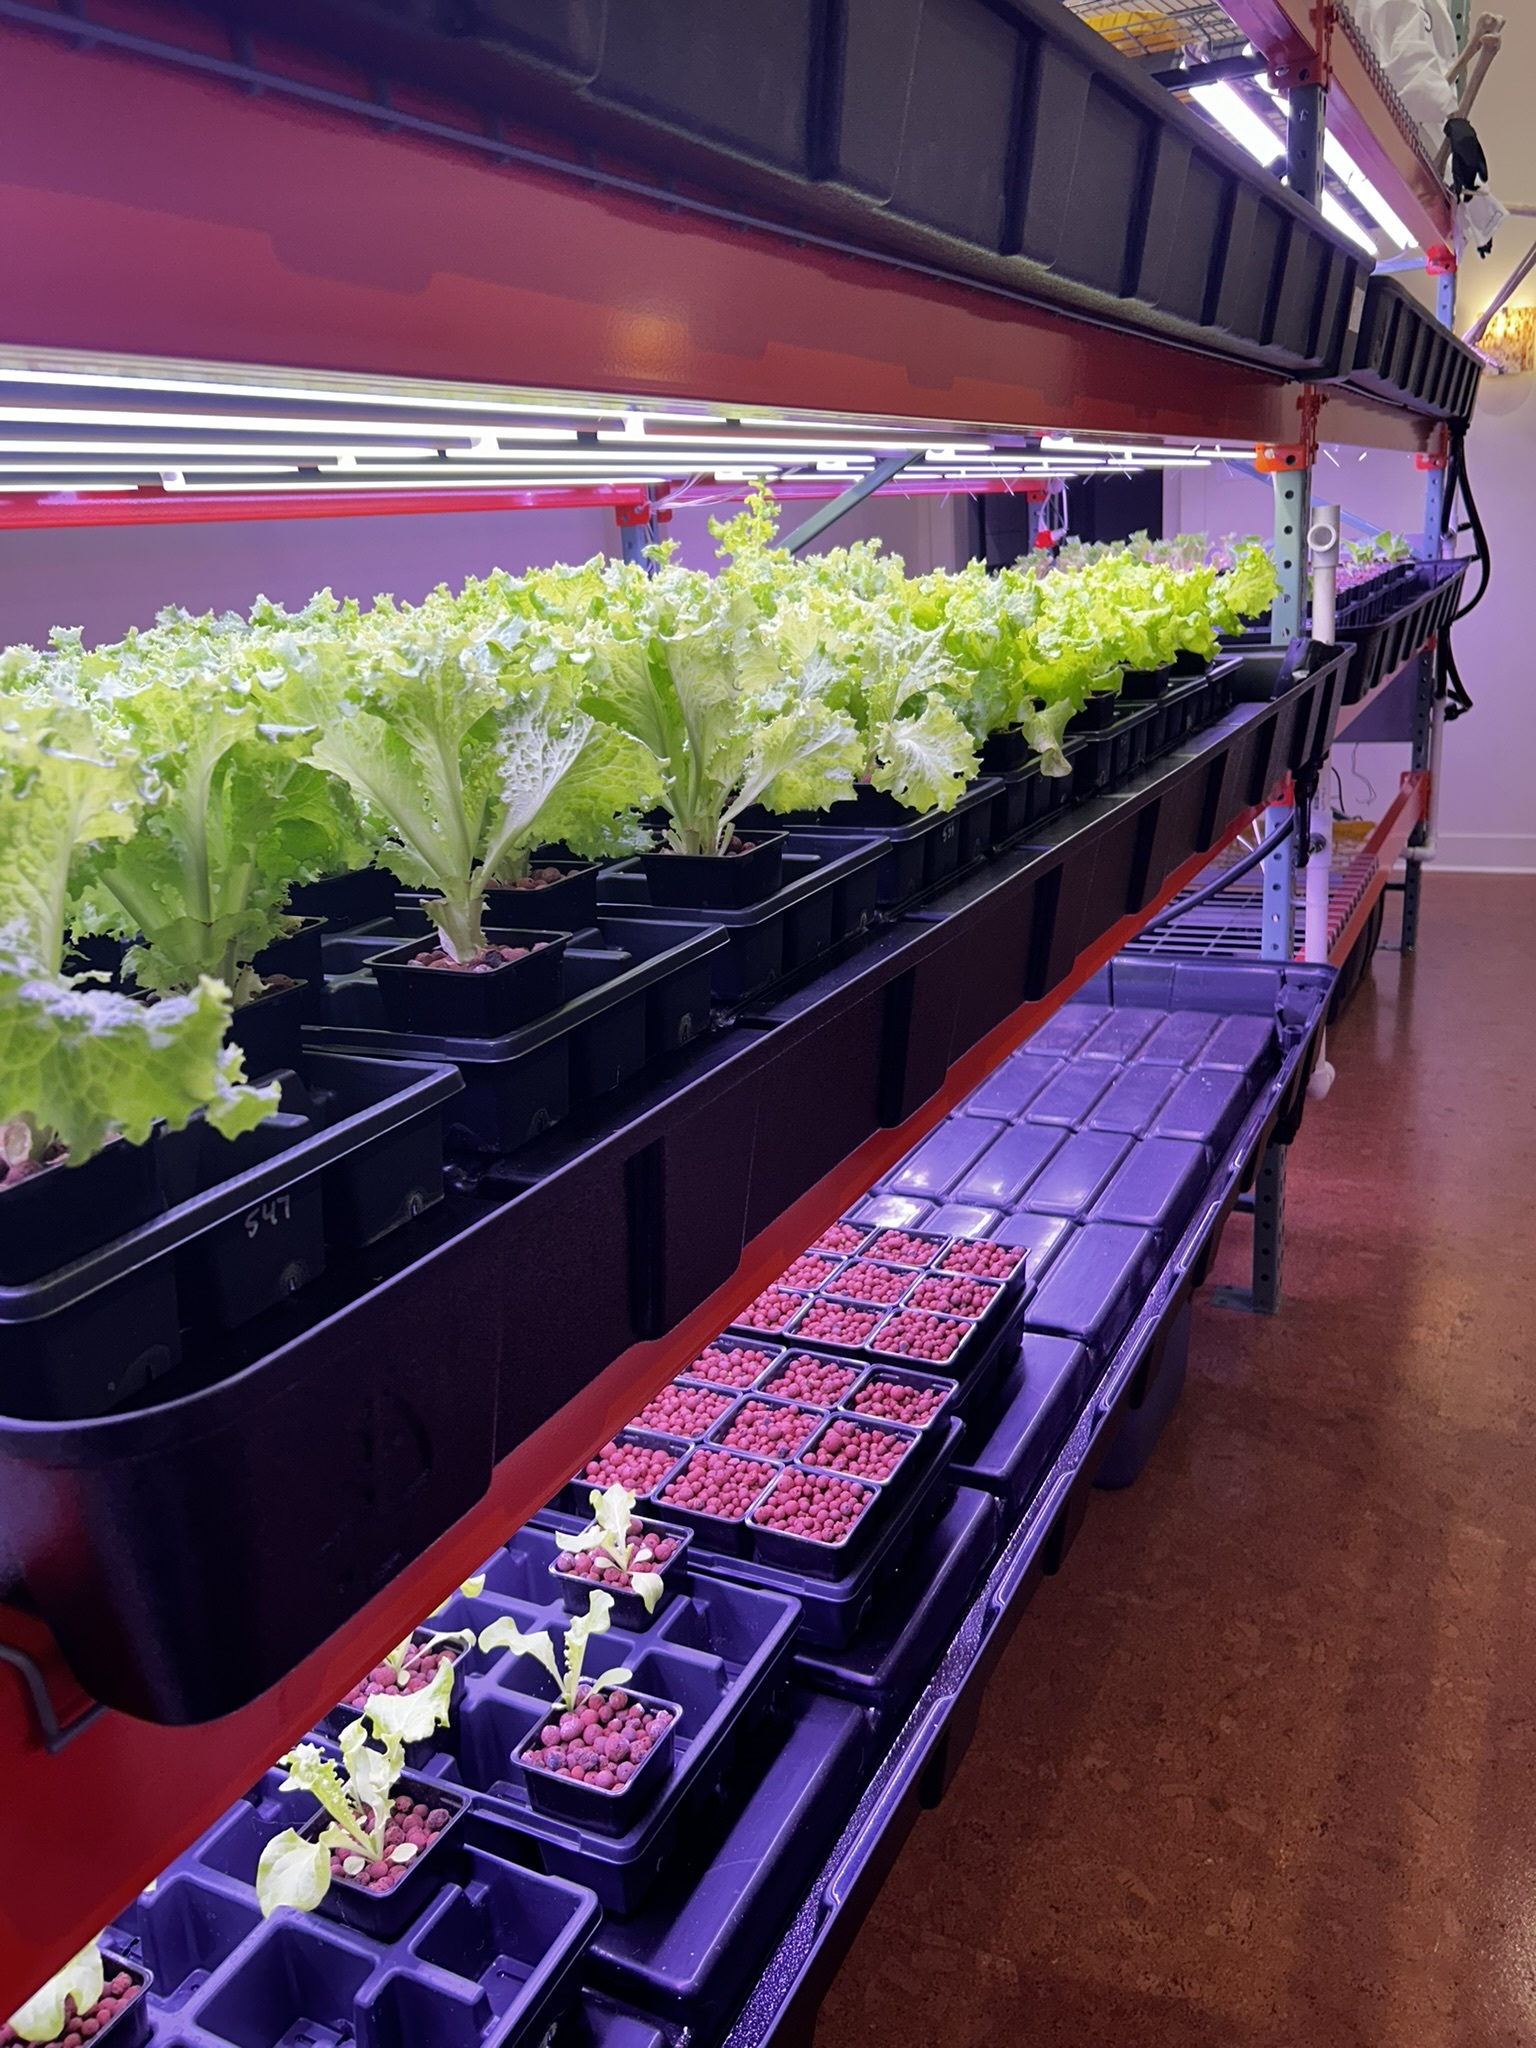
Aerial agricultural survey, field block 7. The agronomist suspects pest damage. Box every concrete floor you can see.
[816,873,1536,2048]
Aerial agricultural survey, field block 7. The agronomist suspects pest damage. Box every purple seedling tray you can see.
[1022,1001,1108,1056]
[706,1393,826,1463]
[845,1192,935,1231]
[1088,1137,1210,1252]
[960,1054,1063,1120]
[924,1202,1004,1238]
[988,1208,1075,1281]
[428,1521,800,1913]
[1148,1065,1253,1158]
[1077,1005,1166,1062]
[1023,1220,1160,1363]
[1194,1012,1278,1074]
[1024,1060,1122,1128]
[1085,1062,1181,1136]
[1137,1008,1221,1065]
[883,1115,1005,1199]
[114,1791,599,2048]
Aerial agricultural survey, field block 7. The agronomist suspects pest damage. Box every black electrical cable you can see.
[1136,813,1295,936]
[1437,421,1490,721]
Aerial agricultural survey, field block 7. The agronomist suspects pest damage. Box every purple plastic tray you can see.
[1195,1012,1279,1074]
[951,1334,1091,1519]
[582,1688,872,2035]
[1089,1137,1210,1250]
[1086,1063,1181,1136]
[846,1192,935,1231]
[1024,1002,1109,1056]
[988,1209,1075,1279]
[1021,1130,1135,1220]
[884,1117,1005,1198]
[1148,1066,1253,1157]
[960,1055,1063,1120]
[106,1788,600,2048]
[1025,1061,1121,1128]
[1137,1009,1221,1065]
[924,1202,1003,1238]
[956,1120,1066,1207]
[1078,1006,1165,1062]
[1023,1222,1160,1362]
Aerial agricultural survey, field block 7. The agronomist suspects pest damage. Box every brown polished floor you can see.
[816,873,1536,2048]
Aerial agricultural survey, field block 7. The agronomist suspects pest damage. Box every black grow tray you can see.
[309,916,726,1152]
[597,839,888,1004]
[1333,273,1482,422]
[228,0,1369,379]
[764,777,1002,914]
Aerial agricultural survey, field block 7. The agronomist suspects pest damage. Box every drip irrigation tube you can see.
[1135,813,1296,936]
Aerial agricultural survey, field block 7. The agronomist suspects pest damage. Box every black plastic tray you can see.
[310,915,725,1151]
[1336,273,1482,421]
[596,838,887,1003]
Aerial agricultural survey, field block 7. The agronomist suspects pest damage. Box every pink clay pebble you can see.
[793,1299,880,1346]
[763,1353,858,1405]
[940,1239,1023,1280]
[631,1381,732,1437]
[828,1259,910,1305]
[583,1438,680,1493]
[852,1374,951,1425]
[809,1418,912,1481]
[874,1310,965,1363]
[774,1253,839,1291]
[811,1221,869,1255]
[753,1469,873,1543]
[733,1286,808,1332]
[718,1398,820,1458]
[866,1230,942,1268]
[659,1448,773,1521]
[688,1343,774,1388]
[907,1272,999,1318]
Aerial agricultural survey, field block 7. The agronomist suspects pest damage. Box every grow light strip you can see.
[1186,80,1283,166]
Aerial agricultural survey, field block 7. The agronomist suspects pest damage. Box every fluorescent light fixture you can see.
[1323,134,1416,251]
[1320,189,1380,257]
[0,406,580,440]
[1187,81,1283,167]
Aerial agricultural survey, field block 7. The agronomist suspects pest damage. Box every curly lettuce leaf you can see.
[0,936,278,1162]
[7,1945,105,2044]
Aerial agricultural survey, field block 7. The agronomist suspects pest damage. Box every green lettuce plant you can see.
[5,1944,107,2044]
[556,1483,667,1614]
[0,691,277,1173]
[477,1586,631,1709]
[256,1721,418,1918]
[360,1627,474,1747]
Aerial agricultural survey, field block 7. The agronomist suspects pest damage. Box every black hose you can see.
[1438,422,1489,721]
[1136,812,1296,936]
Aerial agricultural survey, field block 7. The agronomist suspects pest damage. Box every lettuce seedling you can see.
[6,1943,105,2044]
[556,1483,667,1614]
[359,1628,473,1747]
[256,1720,417,1917]
[0,690,277,1169]
[478,1586,632,1711]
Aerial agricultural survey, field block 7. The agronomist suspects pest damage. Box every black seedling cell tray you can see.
[679,1417,962,1649]
[0,1050,461,1428]
[1337,273,1482,421]
[597,837,887,1003]
[424,1523,800,1914]
[310,915,724,1151]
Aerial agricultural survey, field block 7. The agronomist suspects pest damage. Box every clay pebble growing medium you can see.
[763,1352,860,1405]
[827,1259,911,1306]
[717,1398,822,1459]
[852,1374,952,1426]
[521,1684,671,1790]
[553,1517,680,1591]
[865,1230,944,1268]
[774,1252,841,1291]
[0,1974,142,2048]
[906,1272,1000,1319]
[793,1299,883,1346]
[939,1238,1026,1281]
[341,1642,457,1712]
[753,1468,875,1544]
[807,1417,913,1483]
[874,1309,966,1364]
[631,1380,733,1438]
[687,1343,776,1388]
[583,1438,682,1494]
[733,1286,810,1333]
[658,1447,775,1522]
[811,1221,871,1256]
[410,939,548,973]
[332,1795,451,1893]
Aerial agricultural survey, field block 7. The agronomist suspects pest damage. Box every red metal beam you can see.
[1327,769,1429,963]
[0,20,1309,446]
[0,797,1268,2008]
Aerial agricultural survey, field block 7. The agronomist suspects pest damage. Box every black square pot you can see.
[252,917,326,992]
[547,1514,694,1630]
[1119,664,1173,700]
[286,866,398,932]
[640,832,786,909]
[483,857,602,934]
[0,1133,164,1286]
[305,1775,470,1943]
[368,932,569,1037]
[515,1689,682,1835]
[225,980,312,1080]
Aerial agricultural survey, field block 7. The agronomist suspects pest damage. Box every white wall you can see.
[0,492,970,651]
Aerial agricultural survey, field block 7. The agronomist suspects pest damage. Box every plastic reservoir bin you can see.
[1087,1064,1181,1136]
[1021,1130,1135,1220]
[1024,1222,1160,1363]
[957,1121,1067,1207]
[952,1335,1091,1519]
[1089,1138,1211,1252]
[1096,1299,1194,1488]
[961,1055,1064,1120]
[1026,1062,1122,1128]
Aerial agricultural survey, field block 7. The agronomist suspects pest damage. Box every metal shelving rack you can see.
[0,0,1474,2026]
